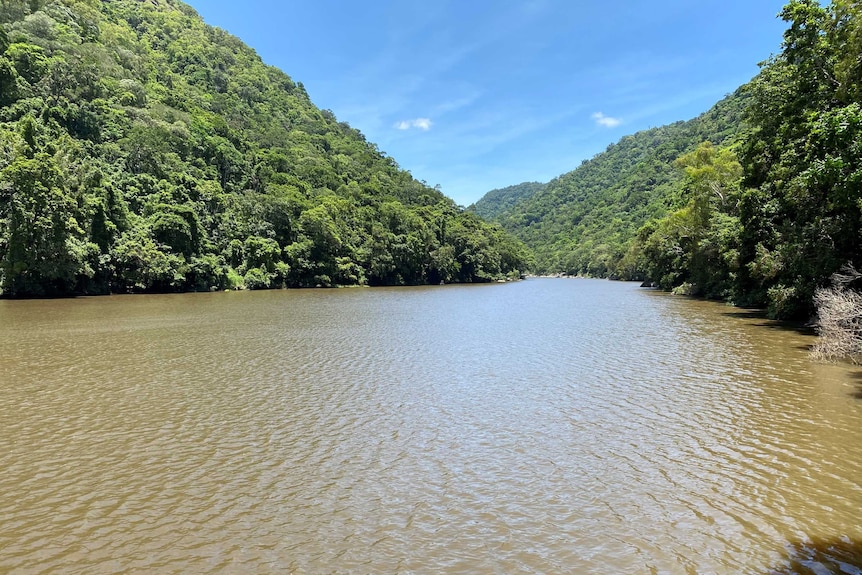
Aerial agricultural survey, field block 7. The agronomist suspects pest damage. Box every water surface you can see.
[1,279,860,574]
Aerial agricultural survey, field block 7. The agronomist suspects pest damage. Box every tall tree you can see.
[739,0,862,317]
[0,133,93,296]
[634,142,743,297]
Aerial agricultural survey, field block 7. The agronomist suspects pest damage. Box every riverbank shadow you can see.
[846,371,862,399]
[766,536,862,574]
[721,309,817,341]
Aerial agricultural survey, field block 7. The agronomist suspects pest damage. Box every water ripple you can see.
[1,282,861,573]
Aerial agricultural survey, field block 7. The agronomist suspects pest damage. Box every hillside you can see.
[480,0,862,319]
[483,90,747,277]
[468,181,545,221]
[0,0,529,296]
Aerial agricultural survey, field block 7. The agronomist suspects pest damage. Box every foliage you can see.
[736,0,862,317]
[479,0,862,319]
[0,0,529,296]
[632,142,744,299]
[482,91,747,278]
[642,0,862,318]
[628,1,862,318]
[468,181,545,221]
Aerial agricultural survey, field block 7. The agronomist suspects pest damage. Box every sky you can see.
[188,0,790,206]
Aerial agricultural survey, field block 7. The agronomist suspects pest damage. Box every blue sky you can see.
[189,0,789,206]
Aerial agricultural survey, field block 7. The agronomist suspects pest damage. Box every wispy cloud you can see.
[432,91,482,115]
[395,118,433,131]
[591,112,622,128]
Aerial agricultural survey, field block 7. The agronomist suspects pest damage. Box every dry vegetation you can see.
[811,266,862,363]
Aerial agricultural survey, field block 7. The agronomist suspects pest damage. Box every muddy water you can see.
[1,278,860,574]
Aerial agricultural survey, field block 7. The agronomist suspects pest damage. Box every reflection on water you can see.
[0,279,860,574]
[768,537,862,575]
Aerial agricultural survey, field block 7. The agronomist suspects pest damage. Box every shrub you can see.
[812,266,862,363]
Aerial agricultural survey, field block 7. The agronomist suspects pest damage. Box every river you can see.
[1,278,860,574]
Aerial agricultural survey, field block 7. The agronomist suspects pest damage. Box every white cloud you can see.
[591,112,622,128]
[395,118,433,131]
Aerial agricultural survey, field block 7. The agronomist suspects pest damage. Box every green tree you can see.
[739,0,862,317]
[0,151,92,295]
[111,225,187,292]
[5,42,48,84]
[0,0,530,297]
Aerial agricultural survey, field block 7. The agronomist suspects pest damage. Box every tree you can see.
[632,142,743,297]
[0,0,530,297]
[738,0,862,317]
[110,225,187,292]
[5,42,48,84]
[0,149,93,296]
[0,56,18,107]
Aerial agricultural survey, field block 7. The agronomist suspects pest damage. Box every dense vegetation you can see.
[480,0,862,319]
[734,0,862,317]
[0,0,529,296]
[468,181,545,221]
[635,0,862,318]
[4,0,857,322]
[486,92,746,277]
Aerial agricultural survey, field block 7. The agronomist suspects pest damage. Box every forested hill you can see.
[483,0,862,320]
[468,181,546,221]
[0,0,529,296]
[481,90,747,277]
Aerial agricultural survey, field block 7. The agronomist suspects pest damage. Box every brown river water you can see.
[1,278,860,574]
